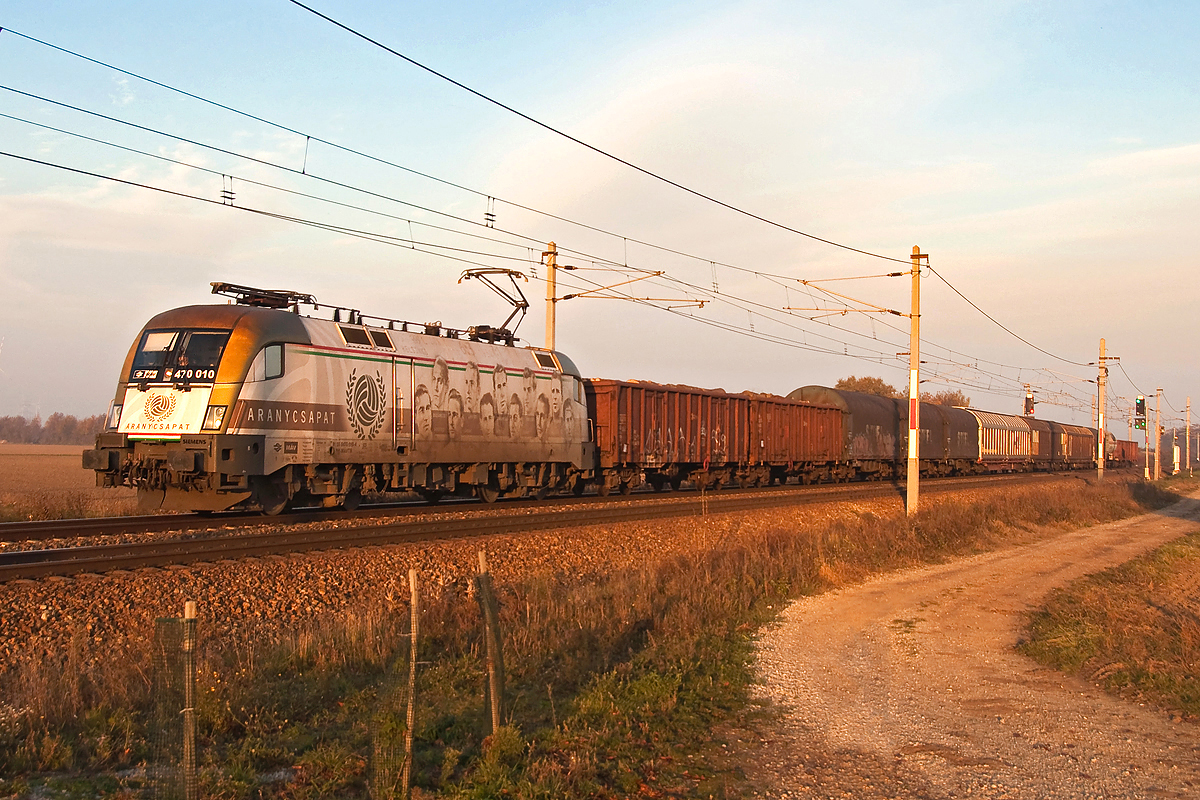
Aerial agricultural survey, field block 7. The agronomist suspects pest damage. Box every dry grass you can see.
[0,477,1182,796]
[1021,478,1200,717]
[0,445,136,521]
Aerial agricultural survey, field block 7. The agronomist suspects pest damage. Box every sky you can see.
[0,0,1197,432]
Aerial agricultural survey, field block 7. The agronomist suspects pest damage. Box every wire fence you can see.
[144,559,504,799]
[147,604,197,800]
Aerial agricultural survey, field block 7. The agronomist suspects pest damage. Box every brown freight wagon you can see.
[584,379,842,495]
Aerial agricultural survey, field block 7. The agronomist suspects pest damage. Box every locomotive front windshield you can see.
[130,329,231,383]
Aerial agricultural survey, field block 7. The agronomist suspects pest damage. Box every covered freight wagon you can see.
[1049,422,1096,469]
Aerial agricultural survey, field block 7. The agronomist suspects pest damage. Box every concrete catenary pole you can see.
[1144,403,1151,480]
[544,242,558,351]
[1188,397,1192,477]
[1155,387,1162,480]
[1097,338,1106,481]
[906,246,925,516]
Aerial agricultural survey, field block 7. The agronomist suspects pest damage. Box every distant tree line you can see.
[0,414,105,445]
[834,376,971,407]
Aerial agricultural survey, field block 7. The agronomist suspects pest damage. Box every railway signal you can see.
[1136,395,1146,416]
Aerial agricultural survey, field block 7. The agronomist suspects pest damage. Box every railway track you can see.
[0,472,1084,583]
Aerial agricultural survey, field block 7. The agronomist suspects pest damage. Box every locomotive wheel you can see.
[256,479,291,516]
[534,484,550,501]
[476,485,499,504]
[572,479,587,496]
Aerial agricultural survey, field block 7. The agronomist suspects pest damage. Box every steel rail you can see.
[0,499,474,541]
[0,473,1070,583]
[0,467,1101,543]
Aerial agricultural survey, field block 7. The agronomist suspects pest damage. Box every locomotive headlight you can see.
[106,403,123,430]
[202,405,227,431]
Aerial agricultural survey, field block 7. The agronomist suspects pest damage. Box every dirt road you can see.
[747,496,1200,799]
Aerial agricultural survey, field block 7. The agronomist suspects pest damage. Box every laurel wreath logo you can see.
[143,392,177,422]
[346,369,387,440]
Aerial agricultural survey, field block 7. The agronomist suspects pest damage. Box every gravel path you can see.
[747,495,1200,799]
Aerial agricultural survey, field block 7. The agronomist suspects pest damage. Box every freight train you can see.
[84,284,1138,513]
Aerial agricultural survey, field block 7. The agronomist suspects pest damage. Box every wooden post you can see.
[401,569,419,798]
[182,600,198,800]
[476,551,504,734]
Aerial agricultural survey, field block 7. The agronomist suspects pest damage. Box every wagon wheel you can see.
[596,481,611,497]
[572,478,587,496]
[669,476,682,491]
[417,488,445,505]
[342,489,362,511]
[476,484,500,504]
[619,481,633,496]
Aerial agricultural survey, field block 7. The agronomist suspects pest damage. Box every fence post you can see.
[181,600,198,800]
[400,569,419,798]
[476,551,505,734]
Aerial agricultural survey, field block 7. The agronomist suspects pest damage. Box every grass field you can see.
[0,477,1182,798]
[1021,476,1200,719]
[0,444,136,522]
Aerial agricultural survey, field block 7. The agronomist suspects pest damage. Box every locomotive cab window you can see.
[264,344,284,379]
[130,329,230,383]
[248,344,285,382]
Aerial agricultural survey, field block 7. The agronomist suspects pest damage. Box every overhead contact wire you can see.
[3,26,1086,377]
[282,0,910,265]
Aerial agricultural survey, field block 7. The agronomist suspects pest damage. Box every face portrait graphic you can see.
[522,367,536,412]
[464,361,480,413]
[447,389,463,440]
[432,357,449,410]
[414,385,432,438]
[508,394,523,440]
[492,365,508,416]
[535,394,550,440]
[550,377,563,416]
[564,401,576,439]
[479,393,496,437]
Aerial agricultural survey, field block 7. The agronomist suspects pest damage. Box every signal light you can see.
[1136,395,1146,416]
[1024,393,1034,415]
[1135,418,1146,430]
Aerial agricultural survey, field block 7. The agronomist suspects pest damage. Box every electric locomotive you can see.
[84,283,593,513]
